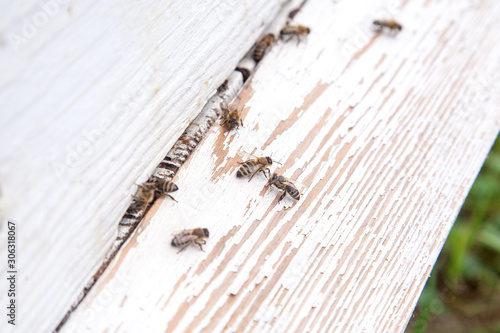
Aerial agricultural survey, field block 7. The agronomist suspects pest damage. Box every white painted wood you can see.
[56,0,500,332]
[0,0,299,331]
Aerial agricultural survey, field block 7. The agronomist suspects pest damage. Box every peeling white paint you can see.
[26,0,500,332]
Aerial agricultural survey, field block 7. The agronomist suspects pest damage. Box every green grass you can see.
[406,134,500,333]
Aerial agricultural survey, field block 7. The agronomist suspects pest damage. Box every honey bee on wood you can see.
[220,102,243,131]
[129,184,155,214]
[253,33,276,62]
[171,228,209,253]
[236,156,280,182]
[280,23,310,43]
[144,178,179,202]
[266,173,301,202]
[372,19,402,34]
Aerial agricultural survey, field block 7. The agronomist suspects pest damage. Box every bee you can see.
[372,20,402,34]
[220,102,243,131]
[129,184,155,214]
[236,156,280,181]
[253,34,276,62]
[144,178,179,202]
[171,228,210,253]
[280,24,310,43]
[266,173,300,202]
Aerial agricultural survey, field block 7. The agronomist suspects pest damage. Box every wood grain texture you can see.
[0,1,299,332]
[52,66,248,333]
[58,0,500,332]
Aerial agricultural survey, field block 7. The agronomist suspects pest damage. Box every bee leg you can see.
[166,194,178,203]
[196,240,206,252]
[264,168,271,179]
[248,170,260,182]
[278,191,287,202]
[250,168,267,182]
[143,181,157,189]
[176,244,190,254]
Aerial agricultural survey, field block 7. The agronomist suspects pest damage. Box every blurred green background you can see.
[406,134,500,333]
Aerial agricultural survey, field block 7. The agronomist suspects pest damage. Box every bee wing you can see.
[183,234,200,242]
[230,102,245,118]
[283,178,308,194]
[171,229,191,236]
[236,150,279,162]
[235,150,259,162]
[220,101,243,118]
[219,101,229,117]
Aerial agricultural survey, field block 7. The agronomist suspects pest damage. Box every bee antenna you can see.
[268,154,282,165]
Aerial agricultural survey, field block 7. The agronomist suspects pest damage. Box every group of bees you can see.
[133,106,302,254]
[236,156,301,201]
[252,19,401,63]
[132,17,402,253]
[130,175,208,253]
[143,156,301,253]
[132,157,300,253]
[130,177,179,214]
[253,22,311,62]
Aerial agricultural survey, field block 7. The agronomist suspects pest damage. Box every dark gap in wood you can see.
[53,1,302,330]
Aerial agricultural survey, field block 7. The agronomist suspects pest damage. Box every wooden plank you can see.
[58,0,500,332]
[0,1,299,331]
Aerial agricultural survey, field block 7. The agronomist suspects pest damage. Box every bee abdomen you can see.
[286,185,300,200]
[237,162,256,177]
[158,181,178,194]
[171,236,186,247]
[253,46,265,62]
